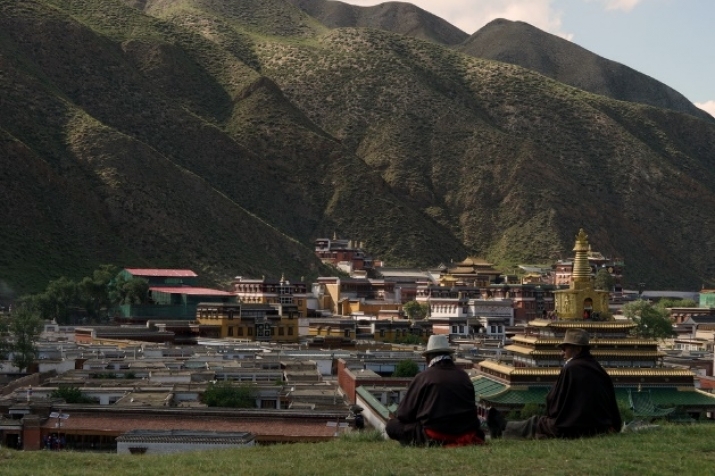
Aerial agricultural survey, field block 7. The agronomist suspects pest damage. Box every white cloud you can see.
[601,0,642,12]
[695,101,715,118]
[342,1,573,38]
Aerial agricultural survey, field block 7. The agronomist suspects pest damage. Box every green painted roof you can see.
[629,387,715,407]
[479,386,551,405]
[476,376,715,409]
[472,377,508,397]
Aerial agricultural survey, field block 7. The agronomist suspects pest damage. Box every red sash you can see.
[424,428,485,447]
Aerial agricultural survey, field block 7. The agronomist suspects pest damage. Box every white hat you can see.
[422,335,454,356]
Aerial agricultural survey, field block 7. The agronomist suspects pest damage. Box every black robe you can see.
[539,350,622,438]
[395,359,480,436]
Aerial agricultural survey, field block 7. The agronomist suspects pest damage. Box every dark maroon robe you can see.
[386,358,481,445]
[537,349,622,438]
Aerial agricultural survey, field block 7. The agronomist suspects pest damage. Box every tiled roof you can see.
[479,386,550,405]
[511,336,658,347]
[504,345,664,358]
[116,429,254,444]
[529,319,636,329]
[480,360,695,378]
[472,376,507,397]
[40,413,338,439]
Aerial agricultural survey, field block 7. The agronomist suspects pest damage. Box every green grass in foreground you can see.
[2,424,715,476]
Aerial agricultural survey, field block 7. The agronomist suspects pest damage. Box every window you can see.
[279,327,284,336]
[288,327,293,336]
[248,327,253,336]
[238,327,244,336]
[228,327,233,337]
[344,329,351,338]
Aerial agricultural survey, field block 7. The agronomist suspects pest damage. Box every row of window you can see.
[226,326,295,337]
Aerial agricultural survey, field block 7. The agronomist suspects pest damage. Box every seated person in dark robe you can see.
[386,335,485,446]
[488,328,622,439]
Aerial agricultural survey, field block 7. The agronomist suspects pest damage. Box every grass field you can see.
[2,424,715,476]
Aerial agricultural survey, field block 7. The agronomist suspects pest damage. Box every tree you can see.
[43,276,79,324]
[392,359,420,378]
[656,298,698,309]
[50,386,96,404]
[623,300,676,339]
[78,264,118,321]
[593,268,615,291]
[109,275,149,306]
[17,292,54,322]
[201,382,256,408]
[0,311,10,364]
[394,333,423,345]
[402,301,429,320]
[9,304,44,372]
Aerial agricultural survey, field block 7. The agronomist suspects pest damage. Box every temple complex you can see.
[474,229,715,421]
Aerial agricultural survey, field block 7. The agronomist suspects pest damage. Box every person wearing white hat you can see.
[488,328,621,439]
[385,335,485,447]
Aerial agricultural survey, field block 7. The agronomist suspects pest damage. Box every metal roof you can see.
[125,269,198,277]
[149,286,234,296]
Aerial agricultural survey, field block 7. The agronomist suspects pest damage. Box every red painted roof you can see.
[149,286,234,296]
[125,269,198,277]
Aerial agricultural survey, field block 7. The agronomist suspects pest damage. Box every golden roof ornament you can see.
[572,228,591,282]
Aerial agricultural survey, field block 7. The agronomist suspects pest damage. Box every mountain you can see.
[458,19,713,122]
[285,0,469,46]
[2,0,715,296]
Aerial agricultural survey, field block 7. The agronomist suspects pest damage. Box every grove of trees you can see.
[17,265,149,325]
[392,359,420,378]
[623,299,677,339]
[201,382,257,408]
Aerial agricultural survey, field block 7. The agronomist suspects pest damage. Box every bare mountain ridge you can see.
[2,0,715,296]
[458,19,712,123]
[285,0,469,46]
[289,1,710,122]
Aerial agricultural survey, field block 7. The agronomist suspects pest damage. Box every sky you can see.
[343,0,715,117]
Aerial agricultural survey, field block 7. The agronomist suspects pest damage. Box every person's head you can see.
[556,328,589,360]
[422,335,454,363]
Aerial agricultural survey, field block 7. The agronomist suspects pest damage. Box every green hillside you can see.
[2,425,715,476]
[2,0,715,295]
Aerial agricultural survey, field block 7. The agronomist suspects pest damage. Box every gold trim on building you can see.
[480,360,694,378]
[528,319,636,329]
[504,345,664,358]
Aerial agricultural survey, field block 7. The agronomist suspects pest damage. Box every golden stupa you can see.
[553,229,610,320]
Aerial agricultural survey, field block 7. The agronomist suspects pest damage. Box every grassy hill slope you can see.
[2,425,715,475]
